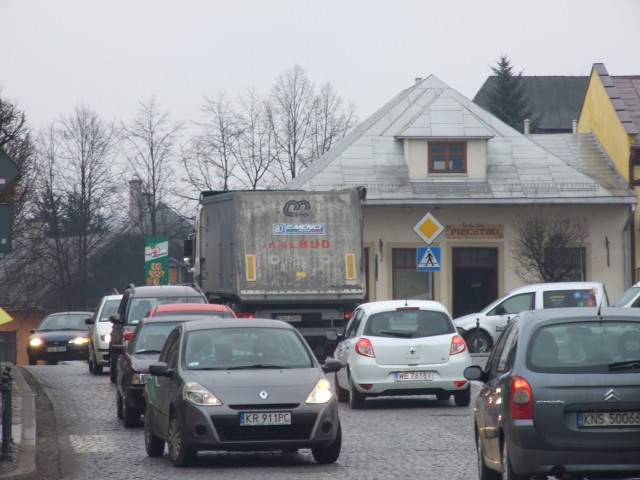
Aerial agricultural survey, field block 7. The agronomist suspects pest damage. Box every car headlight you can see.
[132,373,149,385]
[69,337,89,345]
[103,333,111,343]
[183,382,222,406]
[306,378,333,404]
[29,338,43,347]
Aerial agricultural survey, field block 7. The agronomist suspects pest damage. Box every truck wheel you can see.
[465,330,493,353]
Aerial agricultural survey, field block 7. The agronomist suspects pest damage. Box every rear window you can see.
[528,321,640,372]
[126,296,206,325]
[363,309,454,338]
[542,289,598,308]
[154,310,234,319]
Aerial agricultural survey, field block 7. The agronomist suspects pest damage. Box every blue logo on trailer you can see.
[273,224,325,235]
[417,246,441,272]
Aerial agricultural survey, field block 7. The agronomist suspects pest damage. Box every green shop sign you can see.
[145,237,168,286]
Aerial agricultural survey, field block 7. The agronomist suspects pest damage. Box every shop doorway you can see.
[452,247,498,318]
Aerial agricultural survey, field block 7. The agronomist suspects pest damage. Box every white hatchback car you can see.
[327,300,472,409]
[86,294,122,375]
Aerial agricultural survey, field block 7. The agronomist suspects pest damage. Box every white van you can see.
[453,282,608,353]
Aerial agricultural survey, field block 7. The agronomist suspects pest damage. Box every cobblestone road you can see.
[25,361,485,480]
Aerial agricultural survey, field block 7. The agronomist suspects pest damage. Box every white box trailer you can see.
[186,188,367,355]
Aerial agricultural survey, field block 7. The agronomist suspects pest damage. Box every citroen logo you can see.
[604,388,620,402]
[259,390,269,400]
[409,347,416,355]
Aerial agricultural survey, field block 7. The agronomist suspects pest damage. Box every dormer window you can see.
[429,142,467,173]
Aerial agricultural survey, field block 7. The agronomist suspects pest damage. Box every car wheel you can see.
[311,422,342,464]
[476,429,500,480]
[335,372,348,402]
[502,440,528,480]
[168,412,196,467]
[144,411,165,457]
[436,392,451,401]
[348,375,366,409]
[28,357,37,366]
[123,395,141,428]
[109,355,117,383]
[454,386,471,407]
[466,330,493,353]
[116,391,124,420]
[93,363,103,375]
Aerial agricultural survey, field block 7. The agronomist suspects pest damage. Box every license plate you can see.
[240,411,292,426]
[578,411,640,428]
[46,346,67,353]
[394,371,433,381]
[276,314,302,322]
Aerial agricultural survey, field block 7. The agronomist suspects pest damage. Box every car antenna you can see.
[405,299,408,306]
[597,289,604,317]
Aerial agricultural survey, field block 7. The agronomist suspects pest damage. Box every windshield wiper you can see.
[225,364,291,370]
[135,349,162,355]
[608,359,640,371]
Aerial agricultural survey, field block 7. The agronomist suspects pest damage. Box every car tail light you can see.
[509,376,533,419]
[344,311,352,320]
[124,331,134,341]
[450,335,467,355]
[355,338,375,358]
[236,312,254,319]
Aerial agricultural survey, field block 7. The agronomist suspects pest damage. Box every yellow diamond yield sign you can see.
[413,212,444,245]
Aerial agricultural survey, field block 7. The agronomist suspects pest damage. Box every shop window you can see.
[392,248,433,300]
[429,142,466,173]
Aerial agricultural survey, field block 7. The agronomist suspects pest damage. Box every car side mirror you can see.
[464,365,487,383]
[85,318,95,325]
[110,314,122,324]
[326,330,339,342]
[149,362,174,378]
[110,345,125,355]
[321,358,343,373]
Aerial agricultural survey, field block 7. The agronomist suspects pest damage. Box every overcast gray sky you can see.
[1,0,639,131]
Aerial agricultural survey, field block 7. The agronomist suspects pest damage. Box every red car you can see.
[145,303,237,319]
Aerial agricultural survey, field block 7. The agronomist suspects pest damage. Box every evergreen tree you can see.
[487,55,534,133]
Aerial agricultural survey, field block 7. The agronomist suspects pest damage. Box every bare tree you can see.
[235,88,281,189]
[26,106,120,309]
[182,92,239,193]
[512,206,589,282]
[122,97,184,237]
[309,83,358,159]
[267,64,316,181]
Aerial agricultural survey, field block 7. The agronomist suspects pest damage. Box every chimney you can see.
[129,177,142,222]
[572,119,577,134]
[523,119,530,134]
[415,77,422,85]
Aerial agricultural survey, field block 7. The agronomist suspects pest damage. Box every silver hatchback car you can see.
[464,307,640,479]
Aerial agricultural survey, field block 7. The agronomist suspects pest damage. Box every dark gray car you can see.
[143,318,343,467]
[464,307,640,479]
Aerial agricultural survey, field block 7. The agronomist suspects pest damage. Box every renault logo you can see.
[604,388,620,402]
[259,390,269,400]
[409,347,416,355]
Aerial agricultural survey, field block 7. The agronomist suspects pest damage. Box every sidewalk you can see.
[0,364,36,480]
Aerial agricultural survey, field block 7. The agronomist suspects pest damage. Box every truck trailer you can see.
[184,187,367,355]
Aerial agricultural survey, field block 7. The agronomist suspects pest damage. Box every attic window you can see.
[428,142,466,173]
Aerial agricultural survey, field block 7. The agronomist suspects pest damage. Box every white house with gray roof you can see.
[288,75,636,318]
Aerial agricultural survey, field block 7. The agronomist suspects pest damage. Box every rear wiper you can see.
[379,330,413,338]
[608,359,640,371]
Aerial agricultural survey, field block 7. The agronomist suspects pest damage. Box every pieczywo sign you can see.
[445,224,504,239]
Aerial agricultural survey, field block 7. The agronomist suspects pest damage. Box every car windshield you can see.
[184,327,313,370]
[612,287,640,307]
[363,309,454,338]
[528,321,640,372]
[127,296,206,325]
[131,322,180,354]
[99,299,120,322]
[39,314,89,330]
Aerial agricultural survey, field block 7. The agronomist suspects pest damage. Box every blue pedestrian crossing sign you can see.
[417,246,440,272]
